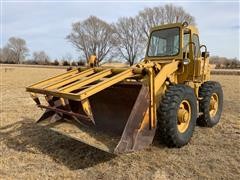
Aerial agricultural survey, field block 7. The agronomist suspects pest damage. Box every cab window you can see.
[183,33,190,56]
[183,33,190,48]
[192,34,200,57]
[148,27,180,57]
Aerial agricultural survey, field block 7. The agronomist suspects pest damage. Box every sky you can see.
[1,0,239,60]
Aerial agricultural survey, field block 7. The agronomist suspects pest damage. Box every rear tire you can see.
[198,81,223,127]
[157,84,197,147]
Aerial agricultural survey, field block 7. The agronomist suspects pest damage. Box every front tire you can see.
[157,84,197,147]
[198,81,223,127]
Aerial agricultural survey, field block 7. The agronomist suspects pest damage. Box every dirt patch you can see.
[0,67,239,179]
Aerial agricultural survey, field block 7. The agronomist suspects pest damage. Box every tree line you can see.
[209,56,240,69]
[0,38,84,66]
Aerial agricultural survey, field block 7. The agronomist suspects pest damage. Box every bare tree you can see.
[114,17,145,66]
[164,4,195,24]
[137,4,195,38]
[33,51,50,65]
[6,37,29,63]
[137,7,164,39]
[0,46,16,63]
[67,16,116,64]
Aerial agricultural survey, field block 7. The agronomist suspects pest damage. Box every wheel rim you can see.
[209,93,218,118]
[177,100,191,133]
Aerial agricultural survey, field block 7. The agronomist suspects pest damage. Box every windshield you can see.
[147,27,180,57]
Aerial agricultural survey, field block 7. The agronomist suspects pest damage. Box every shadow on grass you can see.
[0,118,115,170]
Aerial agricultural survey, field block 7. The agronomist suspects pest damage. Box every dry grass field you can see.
[0,66,239,179]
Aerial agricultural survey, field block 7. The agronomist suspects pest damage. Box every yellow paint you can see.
[88,55,97,67]
[209,93,219,118]
[177,100,191,133]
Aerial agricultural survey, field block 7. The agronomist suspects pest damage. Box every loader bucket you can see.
[36,84,156,154]
[27,67,156,154]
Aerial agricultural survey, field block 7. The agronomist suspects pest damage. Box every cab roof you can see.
[150,22,199,35]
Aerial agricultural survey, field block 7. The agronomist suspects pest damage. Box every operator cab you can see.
[146,22,208,62]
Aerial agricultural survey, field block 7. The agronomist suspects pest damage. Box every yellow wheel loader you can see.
[26,22,223,154]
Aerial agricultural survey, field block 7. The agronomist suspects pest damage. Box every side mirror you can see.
[183,58,190,65]
[201,51,210,58]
